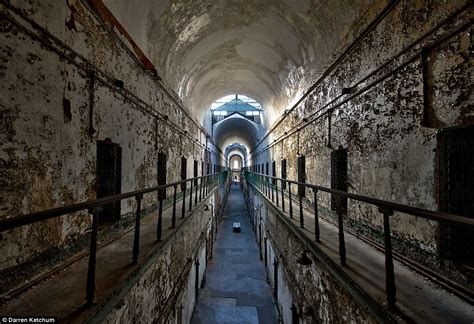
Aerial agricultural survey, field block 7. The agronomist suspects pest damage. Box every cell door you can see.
[291,303,299,324]
[438,127,474,261]
[331,147,347,213]
[96,139,122,224]
[297,155,306,197]
[177,304,183,324]
[181,157,187,191]
[157,152,167,200]
[281,159,287,189]
[272,160,276,185]
[194,160,198,186]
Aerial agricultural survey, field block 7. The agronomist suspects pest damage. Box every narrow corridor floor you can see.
[192,184,278,324]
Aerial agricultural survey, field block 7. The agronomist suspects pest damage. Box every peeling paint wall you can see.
[254,1,474,252]
[0,0,217,282]
[252,0,472,270]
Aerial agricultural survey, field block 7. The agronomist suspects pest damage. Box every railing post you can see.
[337,196,346,265]
[313,189,320,242]
[379,207,396,308]
[182,181,186,218]
[289,183,293,219]
[133,195,143,263]
[271,178,275,203]
[194,178,198,206]
[86,207,99,305]
[172,185,177,228]
[275,179,279,207]
[189,180,193,211]
[157,195,163,241]
[299,195,304,228]
[281,180,285,212]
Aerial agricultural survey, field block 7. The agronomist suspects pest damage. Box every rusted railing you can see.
[243,170,474,308]
[0,171,228,305]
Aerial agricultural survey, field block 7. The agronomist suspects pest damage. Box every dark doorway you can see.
[177,305,183,324]
[194,160,198,186]
[96,139,122,224]
[273,258,278,301]
[158,152,167,200]
[264,237,268,267]
[195,260,200,298]
[281,159,287,189]
[331,146,347,213]
[438,127,474,261]
[297,155,306,197]
[291,303,299,324]
[272,160,276,188]
[181,157,187,191]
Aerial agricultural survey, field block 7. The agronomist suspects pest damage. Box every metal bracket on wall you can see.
[326,112,332,148]
[421,47,444,128]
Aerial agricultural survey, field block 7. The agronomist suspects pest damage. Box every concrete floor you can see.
[192,184,278,324]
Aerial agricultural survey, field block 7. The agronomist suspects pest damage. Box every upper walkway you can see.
[192,184,278,324]
[244,172,474,323]
[0,176,223,322]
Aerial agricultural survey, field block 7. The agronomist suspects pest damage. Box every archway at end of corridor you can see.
[202,94,269,170]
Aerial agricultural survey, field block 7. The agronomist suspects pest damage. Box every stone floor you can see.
[192,184,278,324]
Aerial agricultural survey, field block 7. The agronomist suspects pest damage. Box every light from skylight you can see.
[211,94,261,110]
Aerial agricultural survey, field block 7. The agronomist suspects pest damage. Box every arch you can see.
[214,114,260,151]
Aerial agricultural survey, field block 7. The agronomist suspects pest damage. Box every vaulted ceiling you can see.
[104,0,378,125]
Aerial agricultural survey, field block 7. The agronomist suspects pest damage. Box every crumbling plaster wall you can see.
[253,0,472,255]
[0,0,215,276]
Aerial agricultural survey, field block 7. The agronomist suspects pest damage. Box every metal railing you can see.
[243,170,474,308]
[0,171,228,305]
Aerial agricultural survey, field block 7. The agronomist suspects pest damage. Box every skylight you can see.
[211,94,261,110]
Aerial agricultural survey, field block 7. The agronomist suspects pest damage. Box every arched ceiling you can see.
[226,148,246,161]
[103,0,377,124]
[214,115,260,150]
